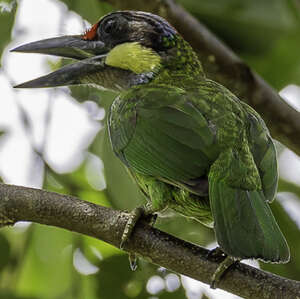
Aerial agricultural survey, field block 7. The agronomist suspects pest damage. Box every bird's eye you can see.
[99,15,128,39]
[103,19,116,34]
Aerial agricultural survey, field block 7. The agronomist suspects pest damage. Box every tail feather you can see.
[209,178,290,262]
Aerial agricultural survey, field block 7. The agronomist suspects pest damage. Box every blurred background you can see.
[0,0,300,298]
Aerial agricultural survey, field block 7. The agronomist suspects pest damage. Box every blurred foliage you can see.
[60,0,112,23]
[177,0,300,89]
[69,85,144,210]
[265,200,300,280]
[0,0,16,66]
[0,130,5,181]
[0,0,300,299]
[177,0,298,53]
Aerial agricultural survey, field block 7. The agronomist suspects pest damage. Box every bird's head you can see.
[12,11,203,90]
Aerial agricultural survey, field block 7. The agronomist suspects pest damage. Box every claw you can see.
[120,207,144,249]
[210,256,239,289]
[129,252,138,271]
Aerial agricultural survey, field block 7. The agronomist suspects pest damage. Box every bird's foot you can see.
[210,256,240,289]
[120,206,145,250]
[120,204,157,271]
[120,204,157,249]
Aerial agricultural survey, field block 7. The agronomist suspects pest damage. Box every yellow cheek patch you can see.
[105,42,161,74]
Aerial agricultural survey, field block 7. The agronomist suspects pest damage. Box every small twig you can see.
[0,183,299,299]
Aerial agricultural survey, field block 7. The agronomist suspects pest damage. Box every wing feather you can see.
[246,107,278,202]
[109,86,218,192]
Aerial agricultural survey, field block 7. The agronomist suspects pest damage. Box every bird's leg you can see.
[120,202,159,271]
[120,175,170,270]
[206,246,239,289]
[120,203,156,249]
[210,256,240,289]
[120,206,144,250]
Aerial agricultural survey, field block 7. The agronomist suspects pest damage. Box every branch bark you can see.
[102,0,300,156]
[0,183,299,299]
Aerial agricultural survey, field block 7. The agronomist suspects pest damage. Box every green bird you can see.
[12,10,289,285]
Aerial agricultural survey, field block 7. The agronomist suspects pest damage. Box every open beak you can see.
[11,35,109,88]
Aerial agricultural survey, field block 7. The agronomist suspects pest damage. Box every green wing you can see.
[245,105,278,202]
[109,85,218,194]
[209,148,289,262]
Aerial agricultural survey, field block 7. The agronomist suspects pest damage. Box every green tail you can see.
[209,151,290,262]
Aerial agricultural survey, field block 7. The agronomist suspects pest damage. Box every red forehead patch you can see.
[82,22,99,40]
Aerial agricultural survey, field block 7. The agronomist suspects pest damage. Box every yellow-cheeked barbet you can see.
[12,11,290,286]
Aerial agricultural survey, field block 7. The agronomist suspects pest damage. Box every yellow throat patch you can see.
[105,42,161,74]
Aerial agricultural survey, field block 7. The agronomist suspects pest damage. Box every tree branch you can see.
[0,183,299,299]
[101,0,300,156]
